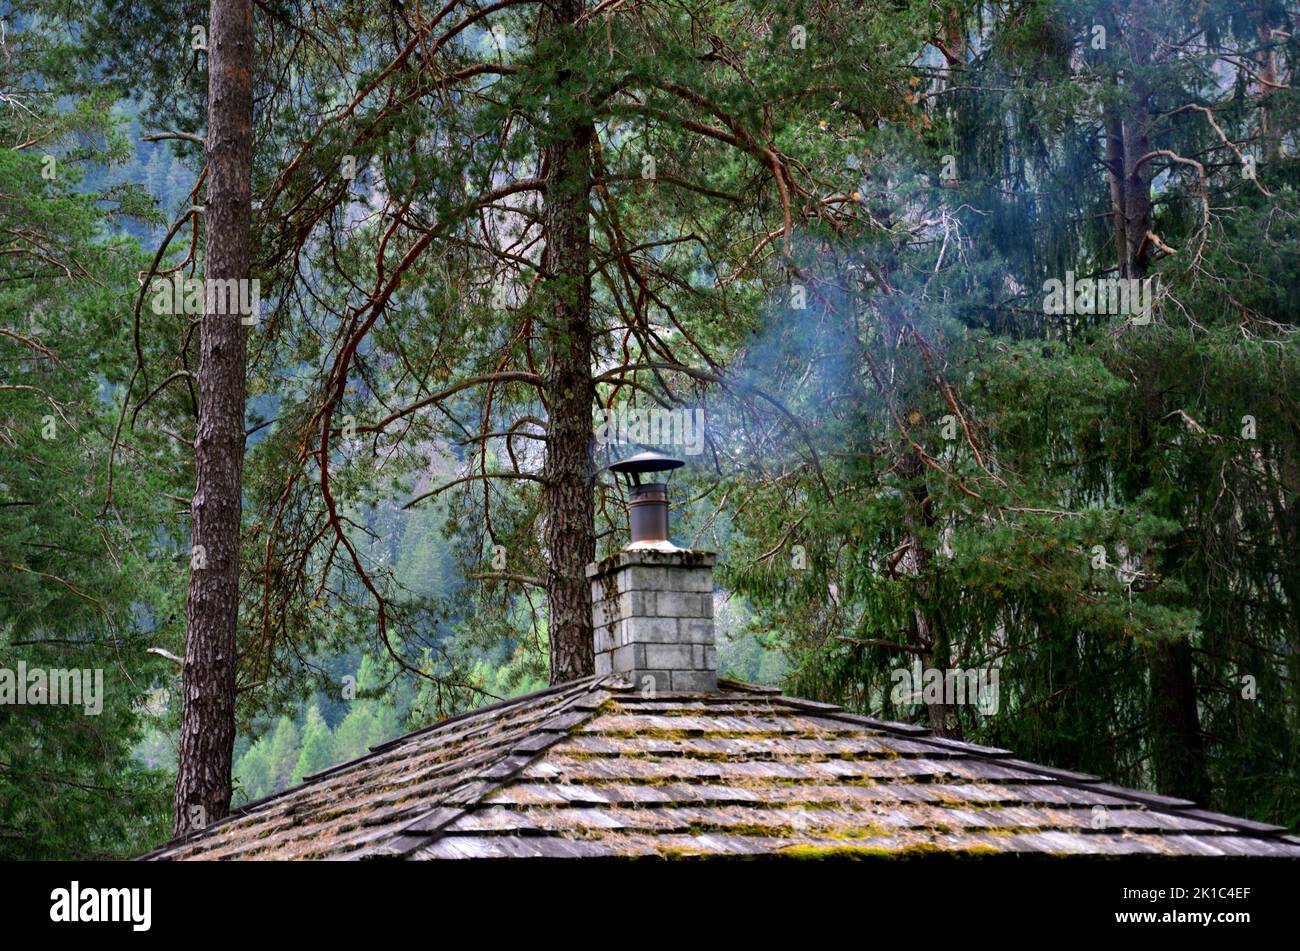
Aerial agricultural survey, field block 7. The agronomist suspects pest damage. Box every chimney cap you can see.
[609,450,684,481]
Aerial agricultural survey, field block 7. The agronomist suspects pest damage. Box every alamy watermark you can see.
[1042,270,1154,324]
[50,882,151,932]
[890,658,1000,715]
[594,404,706,455]
[150,274,261,325]
[0,662,103,715]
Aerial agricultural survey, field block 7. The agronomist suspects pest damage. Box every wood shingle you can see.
[140,678,1300,860]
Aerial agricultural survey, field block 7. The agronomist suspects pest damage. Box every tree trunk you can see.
[541,0,596,685]
[1120,13,1154,280]
[174,0,253,836]
[1134,410,1209,801]
[1101,10,1154,282]
[1103,8,1208,801]
[902,451,961,739]
[1256,5,1282,163]
[1149,638,1209,802]
[1103,103,1128,278]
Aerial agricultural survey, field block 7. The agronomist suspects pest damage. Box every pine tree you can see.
[290,705,334,784]
[0,5,179,859]
[264,715,301,795]
[331,707,375,764]
[174,0,256,837]
[233,737,272,804]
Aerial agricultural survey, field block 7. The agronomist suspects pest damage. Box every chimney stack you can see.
[589,450,716,693]
[588,549,717,694]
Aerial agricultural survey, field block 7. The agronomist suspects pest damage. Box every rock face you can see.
[587,548,717,695]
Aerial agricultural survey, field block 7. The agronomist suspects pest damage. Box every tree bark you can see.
[541,0,596,685]
[174,0,253,836]
[1100,9,1154,282]
[1256,4,1282,163]
[1101,8,1208,802]
[901,451,961,739]
[1103,103,1128,278]
[1119,95,1153,280]
[1149,638,1209,802]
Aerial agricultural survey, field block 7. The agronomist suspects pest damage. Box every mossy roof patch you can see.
[140,678,1300,861]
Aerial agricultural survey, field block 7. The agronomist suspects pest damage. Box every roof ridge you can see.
[359,677,618,859]
[767,692,1294,840]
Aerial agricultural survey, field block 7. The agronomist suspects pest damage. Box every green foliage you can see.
[0,7,182,858]
[265,715,301,795]
[720,0,1300,829]
[291,705,335,785]
[230,652,429,806]
[9,0,1299,855]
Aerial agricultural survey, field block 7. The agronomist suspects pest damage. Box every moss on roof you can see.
[140,678,1300,860]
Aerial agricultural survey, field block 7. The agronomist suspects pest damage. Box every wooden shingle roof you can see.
[141,678,1300,860]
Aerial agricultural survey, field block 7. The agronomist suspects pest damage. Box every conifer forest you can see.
[1,0,1298,893]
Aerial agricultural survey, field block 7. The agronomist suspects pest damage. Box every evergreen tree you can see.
[264,715,300,795]
[11,0,1298,851]
[290,705,334,785]
[233,737,272,804]
[331,706,375,765]
[0,4,180,859]
[173,0,257,837]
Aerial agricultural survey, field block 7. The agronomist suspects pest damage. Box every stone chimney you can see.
[587,548,717,694]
